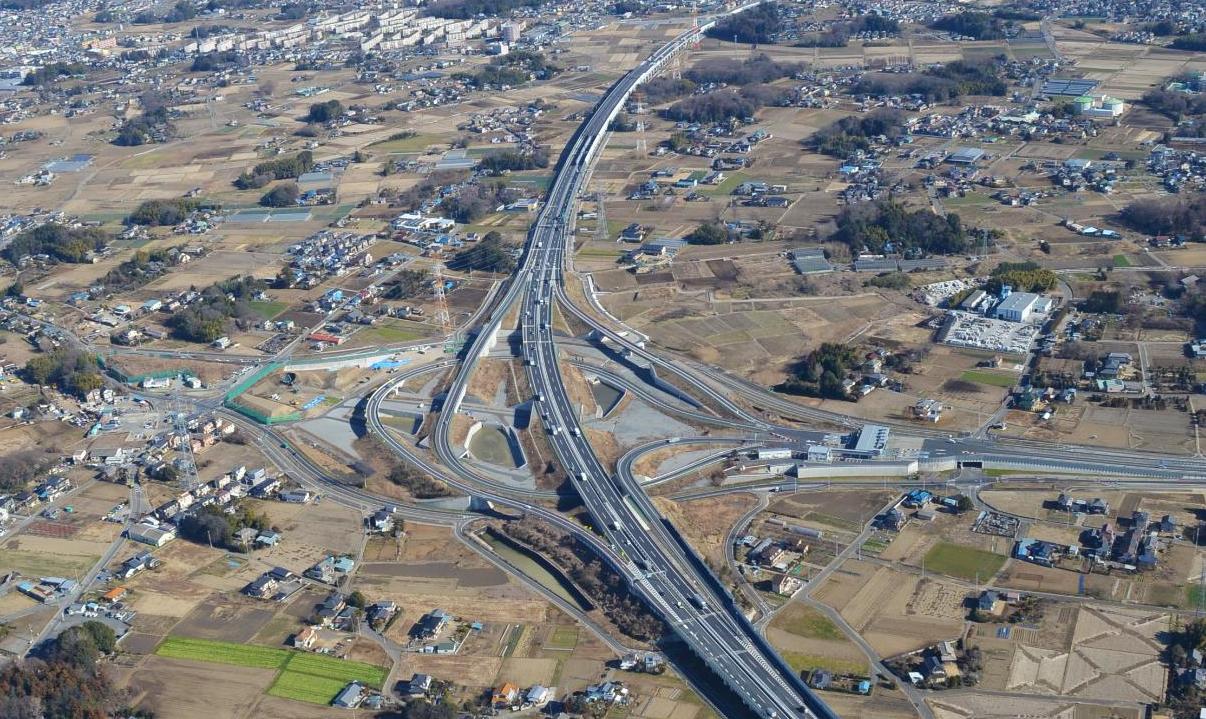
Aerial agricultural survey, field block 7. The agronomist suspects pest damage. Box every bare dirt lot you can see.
[813,560,967,657]
[967,603,1168,704]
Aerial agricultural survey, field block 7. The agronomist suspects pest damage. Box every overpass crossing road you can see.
[429,8,840,718]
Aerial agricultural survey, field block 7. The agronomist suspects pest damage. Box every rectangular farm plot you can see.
[268,653,388,705]
[155,635,388,706]
[155,636,290,669]
[923,542,1008,581]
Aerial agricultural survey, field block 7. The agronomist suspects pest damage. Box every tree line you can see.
[500,519,666,641]
[235,150,314,190]
[449,231,515,273]
[986,262,1058,294]
[0,450,57,494]
[439,184,520,224]
[478,147,549,174]
[454,50,560,90]
[663,84,790,124]
[796,14,899,47]
[100,246,198,294]
[0,621,128,719]
[1120,194,1206,240]
[778,342,860,399]
[705,2,782,44]
[853,59,1006,102]
[21,62,87,86]
[24,349,104,399]
[126,198,210,226]
[167,275,266,343]
[810,108,907,157]
[178,503,272,551]
[386,463,453,498]
[683,54,803,86]
[832,200,968,256]
[2,223,108,265]
[1142,84,1206,123]
[930,11,1006,39]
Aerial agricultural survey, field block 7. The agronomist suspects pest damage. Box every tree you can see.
[22,350,103,399]
[46,621,116,666]
[831,200,968,256]
[347,590,367,609]
[260,182,299,208]
[811,109,907,156]
[931,11,1006,40]
[306,99,344,123]
[686,223,728,245]
[1081,290,1123,315]
[705,2,781,44]
[179,509,231,547]
[384,269,431,300]
[448,231,515,274]
[955,495,974,513]
[2,223,109,265]
[778,343,860,399]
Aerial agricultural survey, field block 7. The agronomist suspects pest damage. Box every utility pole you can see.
[432,262,457,353]
[173,393,199,495]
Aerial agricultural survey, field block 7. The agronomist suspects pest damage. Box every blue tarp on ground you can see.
[370,358,412,370]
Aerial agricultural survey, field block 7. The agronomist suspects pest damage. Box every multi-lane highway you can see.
[420,7,840,717]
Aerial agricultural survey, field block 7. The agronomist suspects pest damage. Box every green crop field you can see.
[283,652,387,687]
[960,370,1018,388]
[773,605,844,641]
[357,325,425,344]
[923,542,1007,581]
[370,133,442,152]
[155,636,290,669]
[861,539,889,553]
[268,671,349,705]
[1113,254,1132,268]
[156,636,387,705]
[779,651,865,676]
[250,301,289,320]
[547,626,579,650]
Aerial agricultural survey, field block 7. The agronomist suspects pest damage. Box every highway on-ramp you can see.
[425,8,840,718]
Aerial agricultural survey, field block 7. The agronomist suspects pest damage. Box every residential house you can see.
[414,608,451,639]
[526,685,551,706]
[332,682,363,708]
[243,574,279,599]
[771,574,802,596]
[402,673,432,697]
[292,626,319,649]
[492,682,520,707]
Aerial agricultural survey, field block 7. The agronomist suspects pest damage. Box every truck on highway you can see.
[571,427,581,437]
[689,593,707,610]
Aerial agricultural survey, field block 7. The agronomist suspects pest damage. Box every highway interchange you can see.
[12,5,1206,718]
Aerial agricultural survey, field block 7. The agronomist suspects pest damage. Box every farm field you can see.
[154,636,387,705]
[155,636,290,669]
[922,542,1008,581]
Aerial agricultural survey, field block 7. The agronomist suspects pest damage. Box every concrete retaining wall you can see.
[792,460,920,479]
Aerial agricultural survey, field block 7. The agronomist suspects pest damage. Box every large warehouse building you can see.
[994,291,1040,322]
